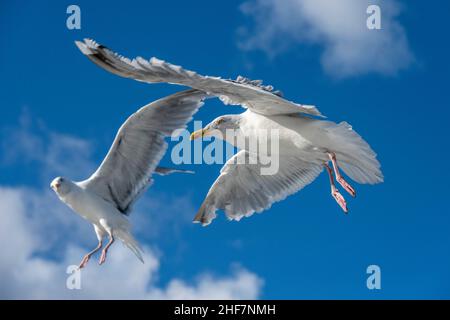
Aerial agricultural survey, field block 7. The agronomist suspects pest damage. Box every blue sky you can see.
[1,0,450,299]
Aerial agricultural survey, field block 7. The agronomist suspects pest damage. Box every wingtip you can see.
[193,204,213,227]
[303,104,326,118]
[316,109,326,118]
[192,218,211,227]
[192,214,205,224]
[75,39,94,55]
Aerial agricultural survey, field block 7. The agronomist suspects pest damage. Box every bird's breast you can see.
[239,111,319,157]
[63,188,118,224]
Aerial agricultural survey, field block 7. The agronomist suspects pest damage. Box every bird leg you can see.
[99,234,114,265]
[325,163,348,213]
[79,240,103,269]
[327,152,356,198]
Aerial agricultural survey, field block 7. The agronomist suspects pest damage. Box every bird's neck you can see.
[58,184,81,206]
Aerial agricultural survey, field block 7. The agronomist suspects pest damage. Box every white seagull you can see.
[75,39,383,226]
[51,89,207,267]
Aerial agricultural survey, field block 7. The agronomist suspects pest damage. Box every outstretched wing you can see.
[79,89,208,215]
[193,150,323,226]
[75,39,323,117]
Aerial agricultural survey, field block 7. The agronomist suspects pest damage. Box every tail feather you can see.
[328,122,383,184]
[115,229,144,263]
[339,161,383,184]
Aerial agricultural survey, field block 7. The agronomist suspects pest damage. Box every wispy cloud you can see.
[1,110,95,182]
[238,0,414,78]
[0,116,263,299]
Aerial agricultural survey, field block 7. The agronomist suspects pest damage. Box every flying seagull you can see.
[51,89,207,267]
[75,39,383,226]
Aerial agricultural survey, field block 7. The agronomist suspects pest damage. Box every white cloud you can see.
[0,187,262,299]
[0,116,263,299]
[238,0,414,77]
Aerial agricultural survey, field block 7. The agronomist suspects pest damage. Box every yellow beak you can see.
[190,128,206,140]
[51,181,60,190]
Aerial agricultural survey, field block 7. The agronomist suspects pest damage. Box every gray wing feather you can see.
[80,89,208,215]
[194,150,323,226]
[154,166,194,175]
[75,39,323,117]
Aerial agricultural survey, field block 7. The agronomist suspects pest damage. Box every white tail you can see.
[115,229,144,263]
[327,122,383,184]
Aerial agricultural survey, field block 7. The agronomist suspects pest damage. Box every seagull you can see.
[51,89,207,267]
[75,39,383,226]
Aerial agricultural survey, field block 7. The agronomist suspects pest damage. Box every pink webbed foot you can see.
[332,188,348,213]
[78,240,103,269]
[99,250,107,265]
[98,235,114,265]
[327,152,356,198]
[325,163,349,214]
[79,255,91,269]
[337,176,356,198]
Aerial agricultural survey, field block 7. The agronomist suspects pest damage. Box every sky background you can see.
[1,0,450,299]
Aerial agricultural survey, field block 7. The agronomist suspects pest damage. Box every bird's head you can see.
[50,177,72,196]
[190,115,240,141]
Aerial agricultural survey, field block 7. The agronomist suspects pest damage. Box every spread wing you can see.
[78,89,208,215]
[75,38,323,117]
[193,150,323,226]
